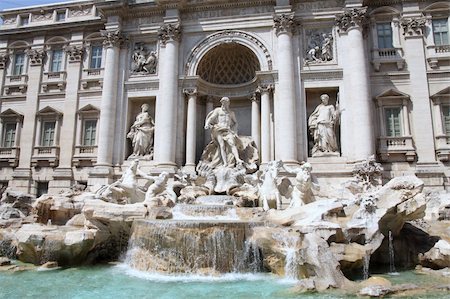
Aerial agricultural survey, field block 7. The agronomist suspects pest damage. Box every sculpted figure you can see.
[131,45,157,74]
[305,46,321,63]
[284,162,316,208]
[308,94,341,156]
[204,97,243,167]
[127,104,155,158]
[259,160,284,211]
[321,33,333,61]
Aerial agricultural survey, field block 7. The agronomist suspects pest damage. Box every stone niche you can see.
[306,88,341,157]
[126,98,156,159]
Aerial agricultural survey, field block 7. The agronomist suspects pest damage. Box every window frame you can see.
[50,48,64,73]
[2,122,17,148]
[82,119,97,146]
[12,52,26,76]
[89,45,103,69]
[384,106,403,137]
[0,109,23,149]
[40,121,56,147]
[432,18,449,46]
[55,11,66,22]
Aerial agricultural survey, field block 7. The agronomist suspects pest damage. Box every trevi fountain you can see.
[0,95,449,298]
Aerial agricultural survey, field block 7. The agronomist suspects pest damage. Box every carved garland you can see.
[185,30,273,75]
[158,23,182,45]
[400,17,426,37]
[273,13,297,36]
[335,7,368,33]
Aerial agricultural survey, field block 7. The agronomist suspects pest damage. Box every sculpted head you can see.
[220,97,230,109]
[320,94,329,105]
[141,103,150,112]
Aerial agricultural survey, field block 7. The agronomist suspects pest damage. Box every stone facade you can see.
[0,0,449,195]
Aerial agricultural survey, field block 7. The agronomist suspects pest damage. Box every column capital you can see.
[250,93,259,103]
[256,83,274,94]
[100,29,126,48]
[183,87,198,97]
[25,48,46,66]
[158,23,182,45]
[273,13,297,36]
[0,52,8,69]
[335,7,368,33]
[400,17,426,37]
[63,45,84,63]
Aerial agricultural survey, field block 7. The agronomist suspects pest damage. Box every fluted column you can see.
[184,88,197,168]
[401,16,436,163]
[336,7,374,161]
[96,29,123,167]
[154,22,181,168]
[273,13,298,164]
[251,93,260,150]
[257,84,273,163]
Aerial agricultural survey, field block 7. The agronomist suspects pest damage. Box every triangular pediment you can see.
[430,87,450,99]
[375,89,410,99]
[37,106,63,116]
[78,104,100,113]
[0,108,23,119]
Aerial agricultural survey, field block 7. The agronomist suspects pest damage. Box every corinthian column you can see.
[250,93,260,150]
[184,88,197,169]
[154,22,181,168]
[336,7,374,161]
[257,84,273,164]
[96,29,124,167]
[273,13,298,164]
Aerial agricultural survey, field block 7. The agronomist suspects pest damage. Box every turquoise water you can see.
[0,264,449,299]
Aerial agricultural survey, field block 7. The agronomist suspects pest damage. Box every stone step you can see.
[195,195,236,205]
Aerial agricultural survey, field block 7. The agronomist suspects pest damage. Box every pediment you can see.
[0,108,24,120]
[430,87,450,99]
[37,106,63,116]
[375,89,410,100]
[78,104,100,113]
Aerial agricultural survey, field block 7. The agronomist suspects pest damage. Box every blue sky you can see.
[0,0,74,11]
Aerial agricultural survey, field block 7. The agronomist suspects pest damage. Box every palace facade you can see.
[0,0,449,196]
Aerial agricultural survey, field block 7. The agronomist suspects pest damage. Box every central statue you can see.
[197,96,259,193]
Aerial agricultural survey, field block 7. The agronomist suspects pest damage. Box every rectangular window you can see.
[442,106,450,135]
[377,23,393,48]
[90,46,102,69]
[83,119,97,146]
[2,123,16,148]
[36,181,49,198]
[20,16,29,26]
[385,107,402,137]
[56,11,66,22]
[41,121,56,146]
[50,49,63,72]
[433,19,449,46]
[13,53,25,75]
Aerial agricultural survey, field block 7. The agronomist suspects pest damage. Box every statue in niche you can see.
[304,30,333,64]
[131,44,157,74]
[127,104,155,159]
[196,97,259,193]
[308,94,341,157]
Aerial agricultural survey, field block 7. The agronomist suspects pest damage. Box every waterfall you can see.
[388,230,398,274]
[274,232,302,280]
[124,220,263,275]
[363,251,370,280]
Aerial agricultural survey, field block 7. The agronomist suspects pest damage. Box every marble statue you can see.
[144,172,185,206]
[352,155,383,192]
[284,162,316,208]
[308,94,341,157]
[259,160,284,211]
[127,104,155,159]
[131,44,157,74]
[321,33,333,61]
[95,160,150,204]
[196,96,259,193]
[304,31,333,64]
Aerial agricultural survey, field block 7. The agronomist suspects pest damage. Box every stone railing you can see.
[5,74,28,85]
[426,44,450,68]
[73,145,97,166]
[378,136,416,162]
[81,68,104,90]
[43,71,66,81]
[371,48,404,71]
[83,68,104,77]
[31,146,60,167]
[0,147,20,167]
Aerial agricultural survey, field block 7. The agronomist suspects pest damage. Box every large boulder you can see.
[420,240,450,269]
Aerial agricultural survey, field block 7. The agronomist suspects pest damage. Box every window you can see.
[377,23,393,48]
[20,16,29,26]
[56,11,66,22]
[2,123,16,148]
[41,121,56,146]
[442,105,450,135]
[50,49,63,72]
[433,19,449,46]
[90,45,102,69]
[36,182,48,197]
[82,119,97,146]
[385,107,402,137]
[13,52,25,75]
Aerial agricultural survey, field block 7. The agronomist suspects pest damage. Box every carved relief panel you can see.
[130,42,158,75]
